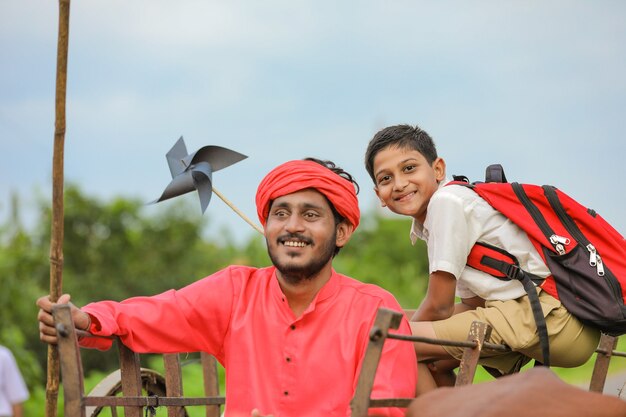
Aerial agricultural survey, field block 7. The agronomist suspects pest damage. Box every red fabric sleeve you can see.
[79,266,240,360]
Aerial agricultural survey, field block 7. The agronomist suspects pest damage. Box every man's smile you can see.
[282,240,309,248]
[278,234,313,249]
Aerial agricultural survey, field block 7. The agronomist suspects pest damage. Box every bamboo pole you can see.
[46,1,70,416]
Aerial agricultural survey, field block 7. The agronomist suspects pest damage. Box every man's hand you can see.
[36,293,91,344]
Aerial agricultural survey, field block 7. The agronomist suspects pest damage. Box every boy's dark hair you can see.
[303,157,360,256]
[364,124,438,183]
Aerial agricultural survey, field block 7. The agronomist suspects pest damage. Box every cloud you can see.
[1,0,625,240]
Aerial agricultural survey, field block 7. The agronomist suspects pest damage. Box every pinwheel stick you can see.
[213,187,264,235]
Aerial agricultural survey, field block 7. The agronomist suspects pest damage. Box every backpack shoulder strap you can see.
[451,174,470,183]
[468,242,551,367]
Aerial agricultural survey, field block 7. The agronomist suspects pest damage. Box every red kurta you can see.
[81,265,417,417]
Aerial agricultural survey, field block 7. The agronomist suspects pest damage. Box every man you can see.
[0,345,29,417]
[38,158,417,417]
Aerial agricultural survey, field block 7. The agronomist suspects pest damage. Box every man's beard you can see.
[268,230,337,285]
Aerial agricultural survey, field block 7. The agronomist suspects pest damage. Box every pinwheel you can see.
[151,136,263,234]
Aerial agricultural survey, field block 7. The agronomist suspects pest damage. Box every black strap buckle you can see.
[504,263,524,281]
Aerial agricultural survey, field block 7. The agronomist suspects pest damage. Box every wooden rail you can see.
[52,304,624,417]
[350,308,625,416]
[52,304,225,417]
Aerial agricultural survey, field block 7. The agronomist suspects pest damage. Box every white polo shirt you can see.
[0,346,29,416]
[410,181,551,301]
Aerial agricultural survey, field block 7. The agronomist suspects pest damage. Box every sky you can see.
[1,1,625,244]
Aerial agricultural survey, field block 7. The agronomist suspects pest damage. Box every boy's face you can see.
[372,145,445,223]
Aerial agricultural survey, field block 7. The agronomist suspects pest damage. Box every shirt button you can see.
[290,325,296,330]
[286,357,291,362]
[284,391,289,396]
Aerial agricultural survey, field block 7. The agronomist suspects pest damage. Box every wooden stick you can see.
[46,1,70,417]
[212,187,264,235]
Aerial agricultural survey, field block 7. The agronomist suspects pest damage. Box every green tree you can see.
[1,186,429,409]
[1,185,251,376]
[336,213,429,308]
[0,227,46,390]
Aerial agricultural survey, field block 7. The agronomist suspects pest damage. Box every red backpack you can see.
[451,165,626,367]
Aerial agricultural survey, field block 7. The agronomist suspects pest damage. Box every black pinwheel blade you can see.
[150,137,247,214]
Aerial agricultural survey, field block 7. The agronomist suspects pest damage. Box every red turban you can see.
[255,160,360,230]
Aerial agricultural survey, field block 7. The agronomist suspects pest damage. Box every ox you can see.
[406,367,626,417]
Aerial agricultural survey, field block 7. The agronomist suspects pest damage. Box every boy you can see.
[365,124,600,394]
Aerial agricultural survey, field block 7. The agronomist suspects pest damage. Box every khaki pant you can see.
[432,290,601,374]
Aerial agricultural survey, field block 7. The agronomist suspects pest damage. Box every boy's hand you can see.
[37,293,91,344]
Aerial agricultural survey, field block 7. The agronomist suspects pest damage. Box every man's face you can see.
[373,145,445,223]
[265,189,340,284]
